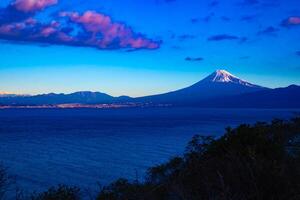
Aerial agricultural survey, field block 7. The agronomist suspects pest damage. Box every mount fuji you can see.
[136,70,268,104]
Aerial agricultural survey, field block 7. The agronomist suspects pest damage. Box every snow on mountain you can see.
[201,70,262,88]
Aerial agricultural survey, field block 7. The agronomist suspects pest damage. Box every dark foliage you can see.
[30,185,81,200]
[97,179,161,200]
[0,165,10,200]
[97,118,300,200]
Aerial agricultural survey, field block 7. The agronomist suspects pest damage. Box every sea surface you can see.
[0,107,299,196]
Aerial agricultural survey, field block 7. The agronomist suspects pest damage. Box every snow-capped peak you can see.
[211,70,238,82]
[202,69,262,88]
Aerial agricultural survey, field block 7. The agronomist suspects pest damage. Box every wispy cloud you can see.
[178,34,197,41]
[185,57,203,62]
[221,16,231,22]
[190,12,215,24]
[240,15,256,22]
[202,12,215,23]
[190,18,199,24]
[207,34,248,43]
[0,0,160,51]
[208,34,239,41]
[257,26,279,36]
[240,56,250,59]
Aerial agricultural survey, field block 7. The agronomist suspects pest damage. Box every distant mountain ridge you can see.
[0,70,299,108]
[0,91,131,105]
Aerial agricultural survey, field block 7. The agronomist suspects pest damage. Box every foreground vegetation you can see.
[1,118,300,200]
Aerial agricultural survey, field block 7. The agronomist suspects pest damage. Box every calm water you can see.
[0,107,298,195]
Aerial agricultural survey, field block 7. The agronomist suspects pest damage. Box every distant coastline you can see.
[0,103,172,109]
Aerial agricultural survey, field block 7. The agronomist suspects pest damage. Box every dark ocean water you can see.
[0,107,298,196]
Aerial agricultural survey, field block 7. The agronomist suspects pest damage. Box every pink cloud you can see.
[60,11,160,49]
[0,18,66,41]
[0,8,160,51]
[61,11,112,34]
[24,17,37,25]
[0,22,26,36]
[56,32,74,42]
[0,25,14,34]
[281,16,300,27]
[288,17,300,25]
[13,0,58,12]
[0,16,39,36]
[40,27,56,37]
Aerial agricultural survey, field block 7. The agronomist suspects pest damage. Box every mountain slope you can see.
[198,84,300,108]
[135,70,268,104]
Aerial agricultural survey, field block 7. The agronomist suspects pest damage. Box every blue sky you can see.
[0,0,299,97]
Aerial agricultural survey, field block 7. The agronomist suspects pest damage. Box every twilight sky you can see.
[0,0,299,97]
